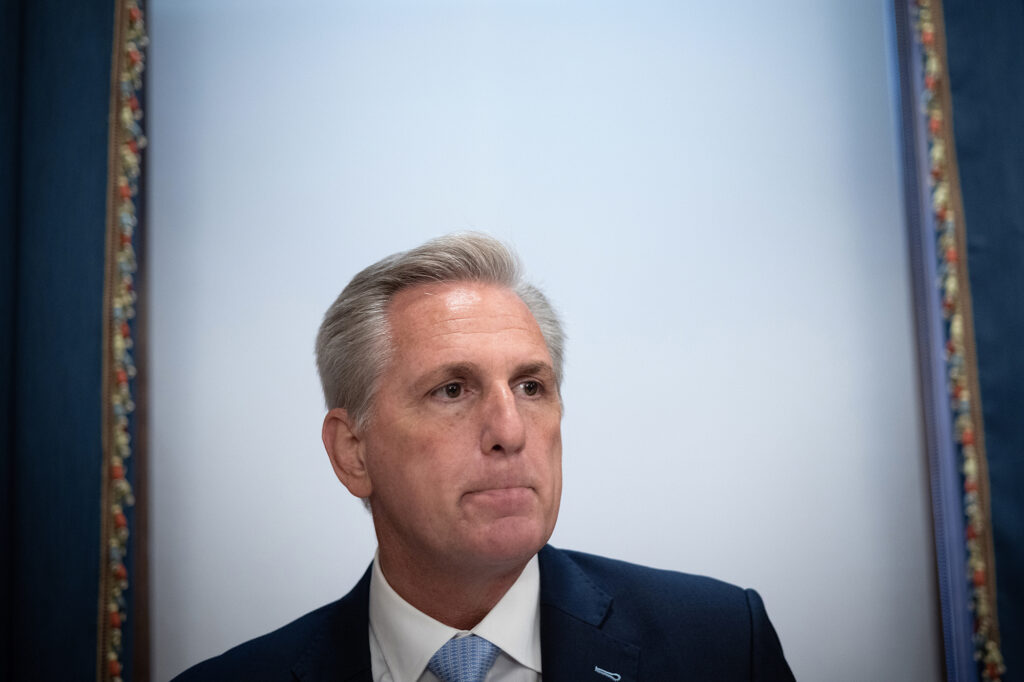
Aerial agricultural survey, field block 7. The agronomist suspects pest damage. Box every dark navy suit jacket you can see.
[175,545,795,681]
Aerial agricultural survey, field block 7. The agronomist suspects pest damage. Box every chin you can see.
[470,516,553,568]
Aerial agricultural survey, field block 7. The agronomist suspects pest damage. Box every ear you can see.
[322,408,373,499]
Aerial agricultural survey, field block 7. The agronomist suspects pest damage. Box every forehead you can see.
[385,281,548,360]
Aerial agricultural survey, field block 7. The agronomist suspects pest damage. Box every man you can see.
[177,233,794,681]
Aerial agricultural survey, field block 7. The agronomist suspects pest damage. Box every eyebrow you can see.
[413,360,556,392]
[408,362,477,395]
[513,361,556,380]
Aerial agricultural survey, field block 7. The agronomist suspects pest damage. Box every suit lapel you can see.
[292,566,374,682]
[292,548,642,682]
[538,546,641,682]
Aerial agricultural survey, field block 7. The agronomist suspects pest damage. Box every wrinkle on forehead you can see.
[423,322,539,345]
[431,311,536,333]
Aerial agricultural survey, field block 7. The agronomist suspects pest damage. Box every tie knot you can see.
[427,634,500,682]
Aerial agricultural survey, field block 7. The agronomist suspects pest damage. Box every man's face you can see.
[360,281,562,577]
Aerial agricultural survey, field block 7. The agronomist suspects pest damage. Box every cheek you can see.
[535,418,563,484]
[550,443,563,492]
[371,424,471,490]
[539,411,563,451]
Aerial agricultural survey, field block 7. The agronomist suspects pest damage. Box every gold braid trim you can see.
[915,1,1004,678]
[98,1,147,680]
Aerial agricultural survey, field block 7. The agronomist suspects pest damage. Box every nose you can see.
[480,384,527,455]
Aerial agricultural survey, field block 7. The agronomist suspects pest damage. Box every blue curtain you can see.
[943,2,1024,677]
[896,1,1023,680]
[2,0,145,679]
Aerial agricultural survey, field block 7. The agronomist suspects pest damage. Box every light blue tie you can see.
[427,634,500,682]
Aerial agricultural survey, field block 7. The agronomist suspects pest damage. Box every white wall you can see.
[147,2,940,680]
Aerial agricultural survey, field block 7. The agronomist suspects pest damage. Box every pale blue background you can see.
[147,2,940,680]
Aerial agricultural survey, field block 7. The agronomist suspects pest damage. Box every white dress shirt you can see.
[368,552,542,682]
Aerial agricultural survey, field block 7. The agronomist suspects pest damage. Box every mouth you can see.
[468,484,532,494]
[464,474,534,495]
[463,486,535,513]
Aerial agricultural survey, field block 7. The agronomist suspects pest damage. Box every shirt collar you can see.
[368,552,541,680]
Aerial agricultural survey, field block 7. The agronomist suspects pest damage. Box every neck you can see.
[376,546,528,630]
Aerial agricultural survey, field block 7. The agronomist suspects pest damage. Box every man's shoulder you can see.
[172,568,372,682]
[539,546,794,680]
[172,601,336,682]
[542,545,751,610]
[540,544,759,639]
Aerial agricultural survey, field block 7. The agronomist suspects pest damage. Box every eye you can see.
[519,381,540,397]
[436,382,463,399]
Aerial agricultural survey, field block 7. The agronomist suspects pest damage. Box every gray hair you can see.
[315,232,565,430]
